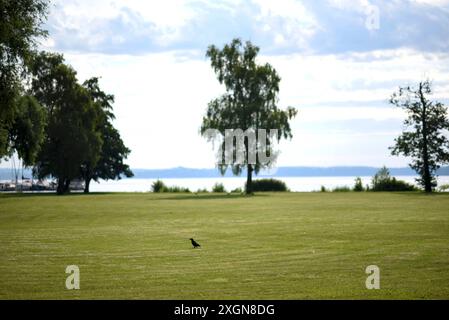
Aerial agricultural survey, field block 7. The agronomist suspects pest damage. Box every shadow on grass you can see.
[391,191,449,197]
[2,191,447,201]
[151,193,270,201]
[0,192,117,199]
[0,192,268,201]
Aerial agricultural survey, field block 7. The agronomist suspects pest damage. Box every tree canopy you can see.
[1,2,133,195]
[0,0,49,158]
[29,52,103,194]
[7,95,46,166]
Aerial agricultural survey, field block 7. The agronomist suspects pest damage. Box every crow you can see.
[190,238,201,249]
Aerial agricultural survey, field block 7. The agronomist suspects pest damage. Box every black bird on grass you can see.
[190,238,201,249]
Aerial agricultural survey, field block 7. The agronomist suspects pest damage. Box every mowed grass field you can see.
[0,192,449,299]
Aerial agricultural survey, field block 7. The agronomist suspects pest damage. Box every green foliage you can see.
[166,186,191,193]
[151,180,190,193]
[212,183,226,193]
[29,52,102,194]
[247,179,288,192]
[151,180,166,193]
[201,39,297,194]
[320,186,327,192]
[7,95,46,166]
[25,54,132,194]
[353,177,364,192]
[0,0,49,157]
[438,184,449,192]
[332,186,351,192]
[390,80,449,192]
[231,187,243,193]
[371,167,417,192]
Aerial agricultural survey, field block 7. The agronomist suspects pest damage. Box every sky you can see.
[6,0,449,169]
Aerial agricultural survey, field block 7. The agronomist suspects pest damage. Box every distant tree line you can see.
[150,179,288,194]
[0,0,132,194]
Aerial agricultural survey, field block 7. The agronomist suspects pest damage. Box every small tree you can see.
[151,180,167,193]
[353,177,364,192]
[390,80,449,193]
[371,166,390,188]
[212,183,226,193]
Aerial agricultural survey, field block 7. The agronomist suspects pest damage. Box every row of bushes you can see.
[320,167,418,192]
[151,180,191,193]
[151,180,244,194]
[152,167,427,194]
[151,179,289,193]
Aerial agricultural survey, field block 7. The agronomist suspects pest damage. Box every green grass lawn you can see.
[1,192,448,299]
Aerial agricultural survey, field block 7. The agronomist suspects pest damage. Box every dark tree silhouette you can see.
[80,78,133,193]
[29,52,102,194]
[390,80,449,192]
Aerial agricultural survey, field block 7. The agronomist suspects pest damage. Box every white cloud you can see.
[48,0,199,50]
[263,49,449,107]
[412,0,449,6]
[253,0,319,50]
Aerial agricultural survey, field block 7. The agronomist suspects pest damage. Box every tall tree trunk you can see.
[420,84,432,193]
[63,179,71,194]
[84,177,91,194]
[56,177,70,195]
[422,143,432,193]
[246,164,253,194]
[56,178,65,195]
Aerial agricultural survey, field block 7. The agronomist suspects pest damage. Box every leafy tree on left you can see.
[0,0,49,160]
[28,54,133,194]
[29,52,103,194]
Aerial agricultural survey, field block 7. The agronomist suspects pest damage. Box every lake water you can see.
[90,176,449,193]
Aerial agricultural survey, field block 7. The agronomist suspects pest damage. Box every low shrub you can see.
[151,180,190,193]
[212,183,226,193]
[371,167,417,192]
[332,186,351,192]
[166,186,191,193]
[248,179,288,192]
[151,180,167,193]
[371,177,417,192]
